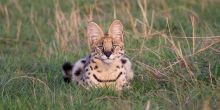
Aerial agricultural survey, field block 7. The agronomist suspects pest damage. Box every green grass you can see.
[0,0,220,109]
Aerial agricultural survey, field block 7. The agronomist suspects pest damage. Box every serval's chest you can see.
[78,57,127,90]
[84,59,125,83]
[84,58,126,82]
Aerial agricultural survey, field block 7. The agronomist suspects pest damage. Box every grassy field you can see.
[0,0,220,109]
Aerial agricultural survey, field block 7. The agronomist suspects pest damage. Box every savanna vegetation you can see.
[0,0,220,109]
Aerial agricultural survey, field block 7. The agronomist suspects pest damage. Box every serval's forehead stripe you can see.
[102,38,113,52]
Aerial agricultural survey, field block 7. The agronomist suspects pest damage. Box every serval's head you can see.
[87,20,124,63]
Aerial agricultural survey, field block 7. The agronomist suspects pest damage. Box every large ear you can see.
[87,22,104,46]
[108,20,123,41]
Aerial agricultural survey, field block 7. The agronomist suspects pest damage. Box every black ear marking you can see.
[121,59,127,64]
[74,69,82,76]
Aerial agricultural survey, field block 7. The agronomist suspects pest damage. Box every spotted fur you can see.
[62,20,133,90]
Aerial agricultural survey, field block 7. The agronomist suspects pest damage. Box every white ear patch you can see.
[108,20,123,40]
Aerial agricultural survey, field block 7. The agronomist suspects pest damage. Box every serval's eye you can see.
[111,45,117,52]
[112,45,118,50]
[113,45,117,48]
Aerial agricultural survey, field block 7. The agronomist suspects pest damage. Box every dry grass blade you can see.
[135,60,167,79]
[54,3,82,52]
[161,33,194,77]
[145,100,151,110]
[194,38,220,55]
[29,8,46,52]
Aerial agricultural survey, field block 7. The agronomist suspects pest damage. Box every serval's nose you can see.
[104,51,112,58]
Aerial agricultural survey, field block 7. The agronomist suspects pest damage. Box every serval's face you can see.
[87,20,124,63]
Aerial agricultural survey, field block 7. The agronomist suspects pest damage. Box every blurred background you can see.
[0,0,220,109]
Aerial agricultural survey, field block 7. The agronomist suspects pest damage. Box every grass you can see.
[0,0,220,109]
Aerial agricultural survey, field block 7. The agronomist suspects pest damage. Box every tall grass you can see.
[0,0,220,109]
